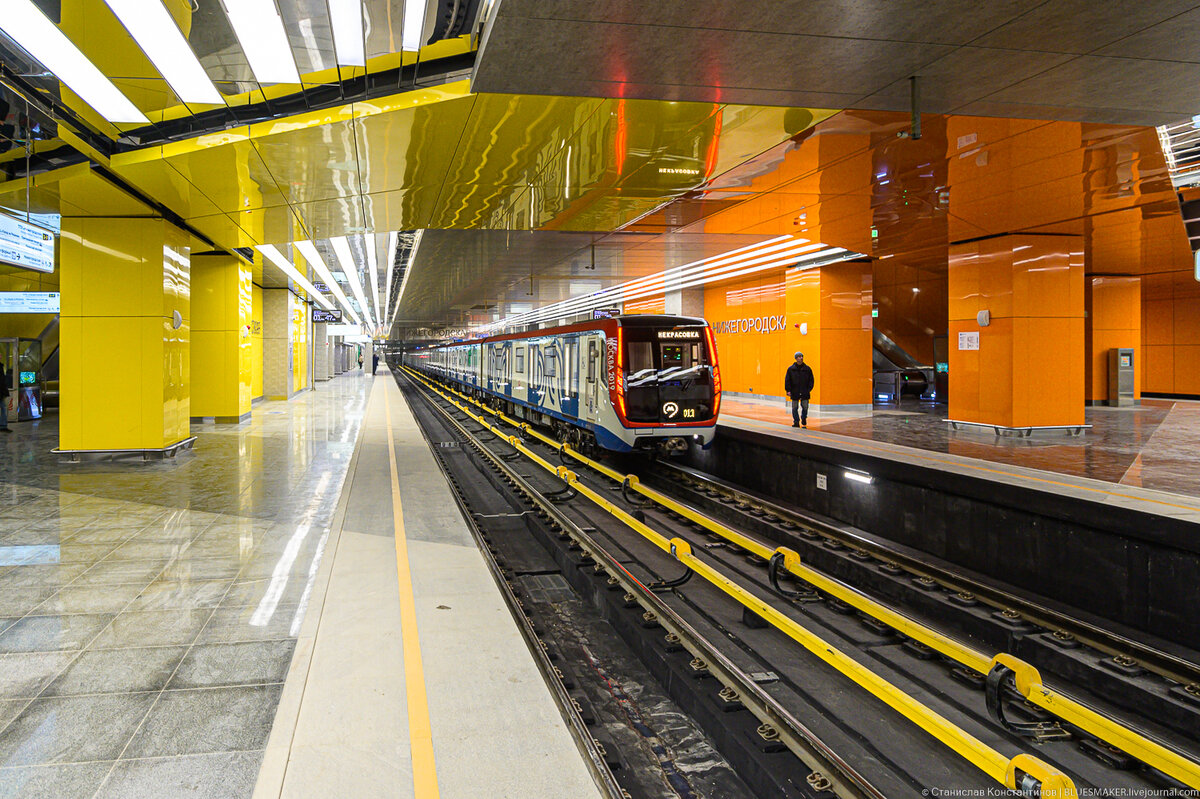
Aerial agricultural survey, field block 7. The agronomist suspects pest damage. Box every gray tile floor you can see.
[724,396,1200,498]
[0,372,373,798]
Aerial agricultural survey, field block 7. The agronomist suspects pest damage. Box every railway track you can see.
[398,365,1200,799]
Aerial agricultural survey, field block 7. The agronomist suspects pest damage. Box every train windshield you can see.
[623,329,711,384]
[621,326,716,423]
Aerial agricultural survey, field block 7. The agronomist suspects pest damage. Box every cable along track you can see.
[402,366,1200,797]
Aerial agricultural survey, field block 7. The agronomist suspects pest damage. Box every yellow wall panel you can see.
[251,283,264,399]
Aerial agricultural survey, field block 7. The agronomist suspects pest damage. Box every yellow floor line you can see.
[383,385,441,798]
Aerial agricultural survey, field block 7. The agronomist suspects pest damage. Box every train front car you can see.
[605,315,721,453]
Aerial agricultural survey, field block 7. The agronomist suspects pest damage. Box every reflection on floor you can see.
[721,396,1200,499]
[0,373,371,798]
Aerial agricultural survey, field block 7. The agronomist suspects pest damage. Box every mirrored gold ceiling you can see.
[84,83,834,249]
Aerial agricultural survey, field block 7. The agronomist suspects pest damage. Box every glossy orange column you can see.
[948,235,1084,428]
[1086,276,1141,404]
[704,260,872,410]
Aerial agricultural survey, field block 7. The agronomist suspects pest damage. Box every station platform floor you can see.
[720,395,1200,518]
[0,368,598,799]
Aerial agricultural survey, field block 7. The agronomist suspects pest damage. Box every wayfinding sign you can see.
[0,213,55,273]
[0,292,60,313]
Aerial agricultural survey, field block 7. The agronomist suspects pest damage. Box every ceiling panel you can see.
[473,0,1200,126]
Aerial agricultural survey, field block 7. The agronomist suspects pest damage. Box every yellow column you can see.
[191,254,253,422]
[59,218,191,452]
[949,234,1085,428]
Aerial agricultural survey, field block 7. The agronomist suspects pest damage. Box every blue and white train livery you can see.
[404,315,721,453]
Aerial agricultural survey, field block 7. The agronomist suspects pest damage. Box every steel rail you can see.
[407,366,1200,791]
[398,369,887,799]
[403,367,1079,798]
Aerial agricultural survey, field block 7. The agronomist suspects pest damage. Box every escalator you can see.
[872,329,939,403]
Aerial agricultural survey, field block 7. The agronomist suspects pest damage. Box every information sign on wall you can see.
[312,308,342,323]
[0,213,55,273]
[0,292,60,313]
[957,331,980,351]
[592,308,621,319]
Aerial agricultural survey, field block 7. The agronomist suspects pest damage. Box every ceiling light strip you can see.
[331,236,376,329]
[0,1,148,123]
[385,231,398,320]
[390,230,423,329]
[491,238,820,330]
[367,235,381,325]
[102,0,222,104]
[488,242,858,333]
[257,245,336,310]
[295,240,361,324]
[402,0,427,51]
[220,0,301,85]
[328,0,366,66]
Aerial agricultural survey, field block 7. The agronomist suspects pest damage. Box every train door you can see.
[583,335,602,423]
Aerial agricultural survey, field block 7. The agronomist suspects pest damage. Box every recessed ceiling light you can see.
[0,0,148,124]
[331,236,377,330]
[102,0,222,105]
[294,240,361,324]
[220,0,301,85]
[257,245,336,310]
[402,0,427,51]
[328,0,366,67]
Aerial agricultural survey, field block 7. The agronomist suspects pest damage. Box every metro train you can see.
[404,315,721,453]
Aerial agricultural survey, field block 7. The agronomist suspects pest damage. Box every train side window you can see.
[566,341,578,397]
[516,347,525,373]
[544,349,557,377]
[587,341,597,382]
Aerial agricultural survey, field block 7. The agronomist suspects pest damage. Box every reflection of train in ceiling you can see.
[491,100,723,232]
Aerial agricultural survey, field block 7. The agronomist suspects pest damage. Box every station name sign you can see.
[657,329,702,340]
[0,212,55,273]
[312,308,342,323]
[711,315,786,335]
[0,292,60,314]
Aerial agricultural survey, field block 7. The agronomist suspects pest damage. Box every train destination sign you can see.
[312,308,343,322]
[0,212,55,273]
[657,329,702,340]
[0,292,60,314]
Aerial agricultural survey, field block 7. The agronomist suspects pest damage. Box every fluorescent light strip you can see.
[294,240,360,324]
[221,0,301,84]
[367,235,381,323]
[103,0,222,104]
[330,236,376,329]
[257,245,336,310]
[402,0,427,51]
[385,231,397,320]
[494,240,821,330]
[389,230,422,329]
[328,0,366,66]
[488,242,857,332]
[485,235,801,330]
[0,1,148,124]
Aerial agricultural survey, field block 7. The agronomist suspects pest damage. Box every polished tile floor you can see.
[722,396,1200,498]
[0,374,371,798]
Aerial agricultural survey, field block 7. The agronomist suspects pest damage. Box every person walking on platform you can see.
[785,351,814,428]
[372,352,379,374]
[0,360,10,432]
[358,351,364,371]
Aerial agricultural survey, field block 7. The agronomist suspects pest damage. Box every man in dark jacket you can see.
[784,351,814,428]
